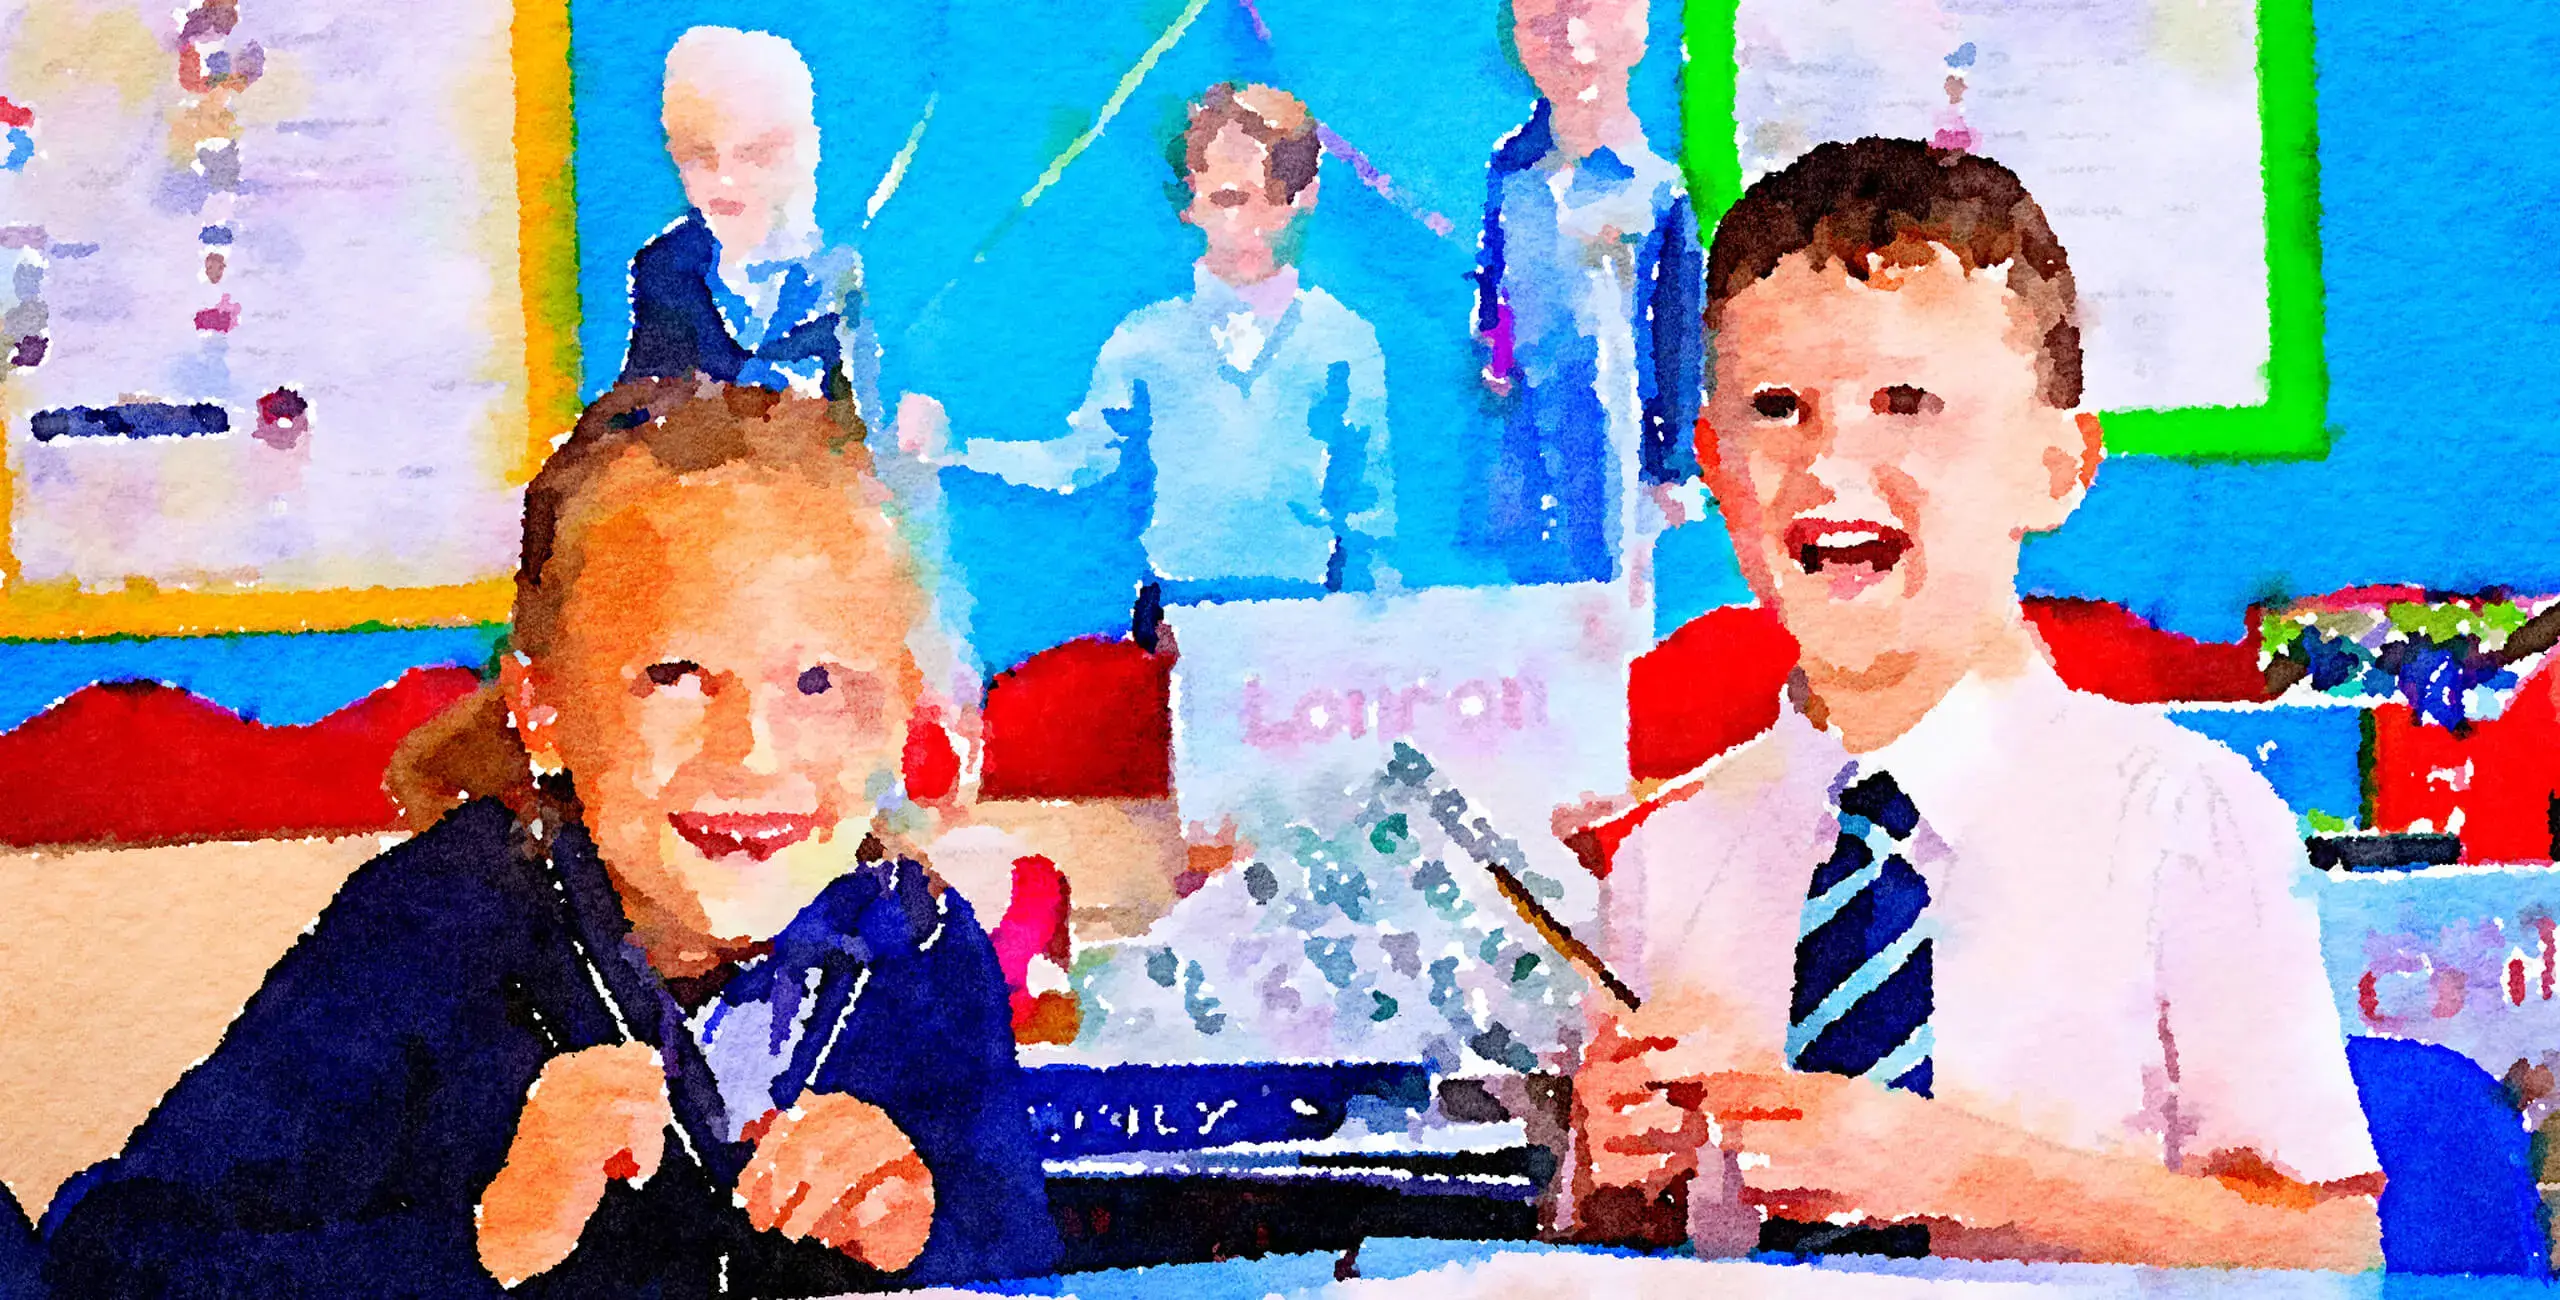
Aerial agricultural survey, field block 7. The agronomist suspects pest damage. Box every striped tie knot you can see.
[1835,768,1921,839]
[1788,768,1934,1097]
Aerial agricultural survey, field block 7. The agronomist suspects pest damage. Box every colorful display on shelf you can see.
[2261,590,2559,731]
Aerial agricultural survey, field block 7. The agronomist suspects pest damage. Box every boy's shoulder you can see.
[1099,295,1202,353]
[2035,683,2291,816]
[1294,283,1382,346]
[1588,713,1814,871]
[631,211,715,275]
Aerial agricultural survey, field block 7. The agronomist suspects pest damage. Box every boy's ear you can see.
[1689,412,1730,478]
[1693,411,1730,496]
[497,652,565,775]
[2033,410,2105,530]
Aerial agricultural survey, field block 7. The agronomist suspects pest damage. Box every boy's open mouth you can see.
[1786,518,1914,591]
[668,811,822,862]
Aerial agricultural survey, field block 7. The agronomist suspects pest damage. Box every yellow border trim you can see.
[0,578,513,640]
[512,0,582,483]
[0,0,575,639]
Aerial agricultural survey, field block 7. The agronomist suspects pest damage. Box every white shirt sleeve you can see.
[2154,750,2380,1184]
[950,323,1136,492]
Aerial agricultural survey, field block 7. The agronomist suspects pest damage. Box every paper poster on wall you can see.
[0,0,525,593]
[2320,866,2560,1083]
[1169,582,1647,924]
[1733,0,2269,415]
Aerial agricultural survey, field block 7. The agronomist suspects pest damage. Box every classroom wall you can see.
[2019,1,2560,641]
[0,0,2543,843]
[565,0,2560,671]
[566,0,1709,673]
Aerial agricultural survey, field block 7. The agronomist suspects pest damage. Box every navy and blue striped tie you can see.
[1787,769,1934,1096]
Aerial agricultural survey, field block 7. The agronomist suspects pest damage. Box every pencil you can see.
[1482,858,1642,1011]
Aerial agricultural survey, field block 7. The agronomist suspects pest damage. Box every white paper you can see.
[0,0,523,591]
[1169,582,1646,924]
[1734,0,2269,412]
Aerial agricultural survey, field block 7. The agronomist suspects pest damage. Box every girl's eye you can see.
[1873,384,1945,416]
[797,666,831,696]
[643,660,701,689]
[1752,388,1801,422]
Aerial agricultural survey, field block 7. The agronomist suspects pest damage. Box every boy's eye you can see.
[1873,385,1945,416]
[1751,388,1801,422]
[736,131,794,168]
[797,666,831,696]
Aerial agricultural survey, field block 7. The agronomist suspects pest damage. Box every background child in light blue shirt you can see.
[905,83,1393,608]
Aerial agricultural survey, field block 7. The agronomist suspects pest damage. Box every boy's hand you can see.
[1699,1068,1989,1226]
[1578,1009,1709,1195]
[894,392,952,463]
[1575,992,1760,1195]
[736,1094,935,1271]
[1646,480,1703,530]
[1699,1069,2378,1267]
[1549,792,1633,845]
[477,1043,673,1285]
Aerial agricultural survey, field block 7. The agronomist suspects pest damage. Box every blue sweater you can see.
[43,794,1058,1298]
[621,211,856,397]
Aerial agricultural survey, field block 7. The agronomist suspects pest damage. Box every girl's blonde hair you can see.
[389,379,968,829]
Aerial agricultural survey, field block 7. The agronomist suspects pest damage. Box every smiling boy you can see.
[1572,139,2382,1267]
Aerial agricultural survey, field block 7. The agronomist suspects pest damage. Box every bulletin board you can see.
[1684,0,2327,461]
[0,0,577,638]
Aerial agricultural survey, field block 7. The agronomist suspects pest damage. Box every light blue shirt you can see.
[957,265,1393,594]
[1474,101,1705,585]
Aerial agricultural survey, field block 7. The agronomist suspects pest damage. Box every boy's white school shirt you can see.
[1600,656,2380,1184]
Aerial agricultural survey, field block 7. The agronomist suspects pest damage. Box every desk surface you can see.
[905,1238,2553,1298]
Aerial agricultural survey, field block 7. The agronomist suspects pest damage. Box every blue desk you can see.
[959,1239,2559,1297]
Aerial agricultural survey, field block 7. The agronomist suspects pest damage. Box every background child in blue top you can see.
[621,28,879,418]
[1474,0,1705,592]
[902,83,1395,610]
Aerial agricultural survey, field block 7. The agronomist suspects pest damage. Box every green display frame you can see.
[1679,0,2330,461]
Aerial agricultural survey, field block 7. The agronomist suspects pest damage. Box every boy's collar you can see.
[1193,261,1301,314]
[1516,97,1656,174]
[695,208,826,270]
[1779,653,2073,819]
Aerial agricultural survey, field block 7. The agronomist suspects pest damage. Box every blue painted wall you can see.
[4,1,2549,707]
[2018,2,2560,641]
[2166,705,2367,827]
[566,0,1716,672]
[0,627,502,731]
[568,2,2560,670]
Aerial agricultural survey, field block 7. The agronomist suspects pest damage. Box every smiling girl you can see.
[45,381,1058,1297]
